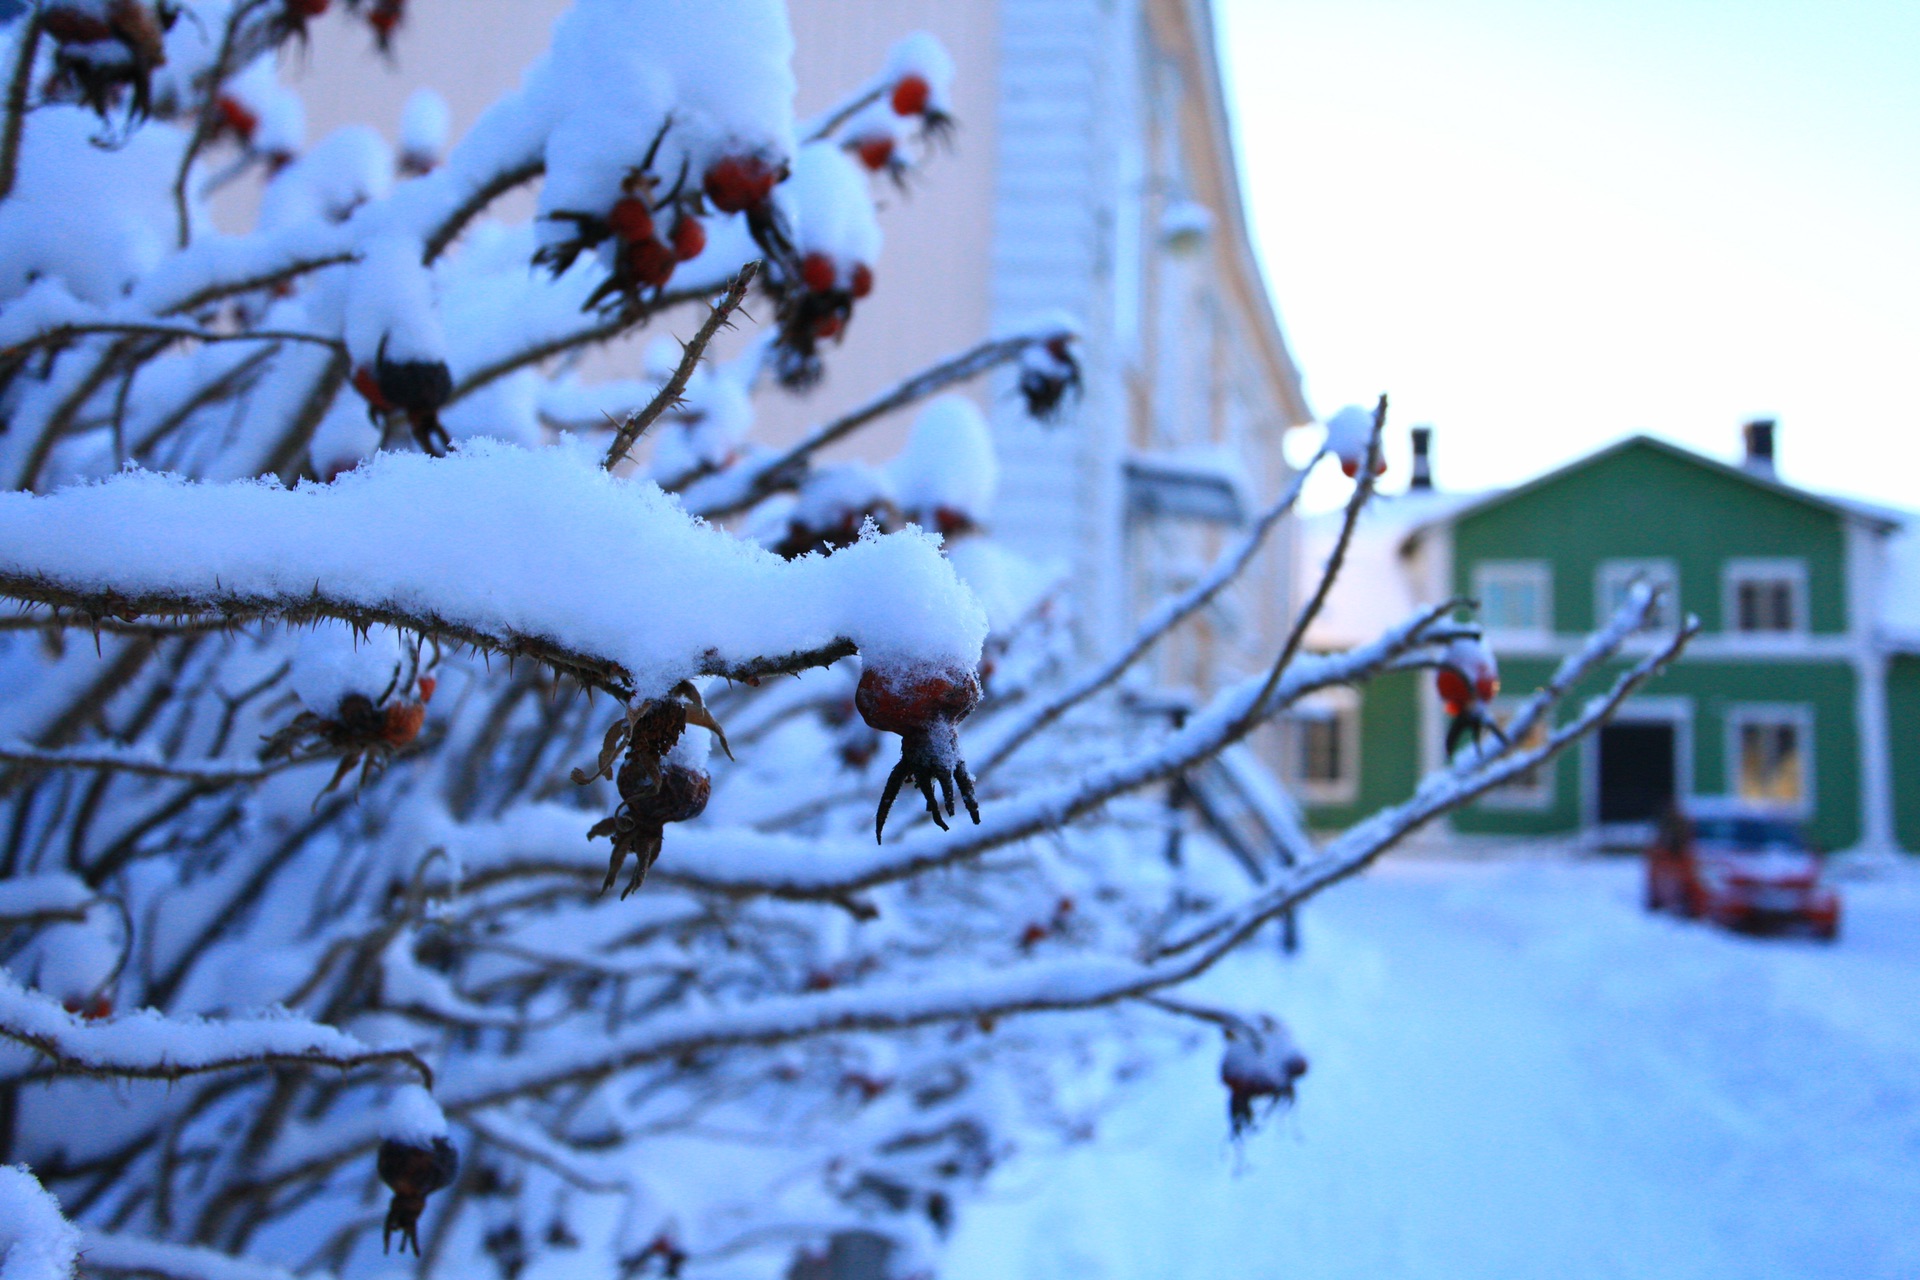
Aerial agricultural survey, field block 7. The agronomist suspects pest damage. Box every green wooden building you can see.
[1291,426,1920,853]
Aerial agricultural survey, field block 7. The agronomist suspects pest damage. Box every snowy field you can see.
[945,857,1920,1280]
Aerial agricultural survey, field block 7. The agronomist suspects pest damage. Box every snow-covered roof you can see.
[1398,435,1903,545]
[1300,488,1489,648]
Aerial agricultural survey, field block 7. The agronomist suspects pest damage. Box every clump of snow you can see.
[0,108,196,305]
[0,1165,80,1280]
[260,125,394,230]
[14,905,120,1006]
[0,442,986,694]
[289,625,406,716]
[380,1083,449,1144]
[344,234,447,367]
[400,89,452,172]
[534,0,796,229]
[884,32,956,115]
[1323,404,1386,477]
[784,142,881,281]
[1442,636,1499,691]
[889,396,997,527]
[224,57,304,163]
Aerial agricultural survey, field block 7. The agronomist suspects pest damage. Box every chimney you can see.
[1742,419,1776,478]
[1409,425,1434,491]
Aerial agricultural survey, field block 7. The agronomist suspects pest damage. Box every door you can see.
[1597,721,1677,824]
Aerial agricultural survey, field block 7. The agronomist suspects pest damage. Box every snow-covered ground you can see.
[946,857,1920,1280]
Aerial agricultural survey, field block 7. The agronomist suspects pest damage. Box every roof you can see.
[1399,435,1904,550]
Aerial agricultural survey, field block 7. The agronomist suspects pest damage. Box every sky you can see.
[1214,0,1920,512]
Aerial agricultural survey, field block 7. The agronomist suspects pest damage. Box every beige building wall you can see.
[279,0,999,461]
[266,0,1310,722]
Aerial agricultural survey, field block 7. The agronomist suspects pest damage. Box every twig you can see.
[0,4,43,205]
[688,333,1046,518]
[2,321,345,358]
[0,741,321,784]
[602,261,759,470]
[157,252,359,319]
[423,159,545,264]
[172,0,271,248]
[447,283,713,406]
[976,453,1323,778]
[1228,394,1386,739]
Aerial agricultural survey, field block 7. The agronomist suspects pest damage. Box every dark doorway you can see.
[1597,721,1677,824]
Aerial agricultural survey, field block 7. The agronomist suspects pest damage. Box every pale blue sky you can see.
[1216,0,1920,511]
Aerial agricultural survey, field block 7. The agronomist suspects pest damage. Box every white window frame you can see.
[1722,557,1807,636]
[1292,690,1360,805]
[1596,558,1680,633]
[1472,560,1553,638]
[1724,703,1816,817]
[1473,698,1554,810]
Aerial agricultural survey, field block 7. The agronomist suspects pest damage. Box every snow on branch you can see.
[0,875,93,929]
[422,604,1460,908]
[1158,596,1699,962]
[0,973,430,1085]
[79,1231,305,1280]
[0,1165,79,1280]
[244,598,1686,1196]
[0,443,986,699]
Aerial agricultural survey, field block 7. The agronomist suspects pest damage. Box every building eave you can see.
[1395,434,1905,556]
[1153,0,1312,429]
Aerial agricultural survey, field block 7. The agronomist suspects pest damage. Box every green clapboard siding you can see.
[1892,656,1920,852]
[1452,440,1849,634]
[1303,667,1421,830]
[1453,657,1861,848]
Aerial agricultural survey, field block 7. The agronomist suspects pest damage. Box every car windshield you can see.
[1692,816,1804,852]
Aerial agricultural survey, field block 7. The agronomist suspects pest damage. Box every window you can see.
[1723,558,1805,634]
[1476,701,1553,809]
[1473,561,1552,634]
[1292,693,1359,803]
[1726,705,1813,814]
[1596,559,1679,632]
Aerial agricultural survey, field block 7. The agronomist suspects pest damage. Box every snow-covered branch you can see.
[0,444,984,700]
[0,974,430,1085]
[78,1232,305,1280]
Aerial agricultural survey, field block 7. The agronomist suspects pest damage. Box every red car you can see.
[1645,802,1840,941]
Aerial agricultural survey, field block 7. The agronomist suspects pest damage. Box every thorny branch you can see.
[0,570,861,698]
[603,261,759,470]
